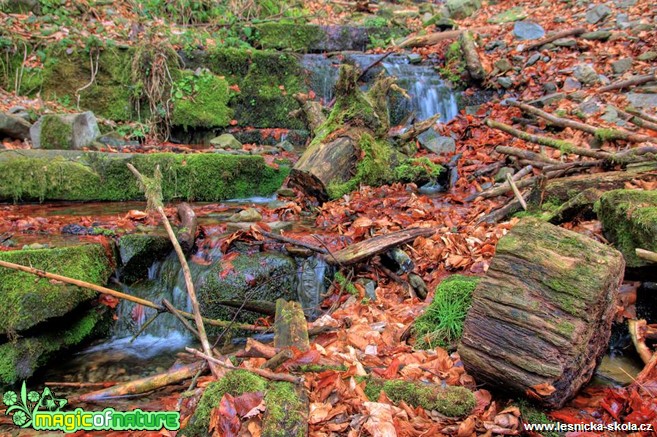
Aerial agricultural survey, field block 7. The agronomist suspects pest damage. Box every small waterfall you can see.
[301,53,459,125]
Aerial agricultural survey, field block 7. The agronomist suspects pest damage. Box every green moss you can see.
[262,382,305,437]
[363,378,475,417]
[0,152,289,202]
[594,128,619,142]
[0,44,43,95]
[334,271,358,295]
[556,320,575,337]
[0,244,113,335]
[0,309,106,385]
[254,23,323,52]
[440,41,465,86]
[394,157,444,184]
[297,364,348,372]
[39,115,74,149]
[413,274,480,350]
[556,140,574,154]
[182,370,267,437]
[517,400,559,437]
[171,70,232,130]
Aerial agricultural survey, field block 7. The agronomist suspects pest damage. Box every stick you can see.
[466,176,538,201]
[395,114,441,142]
[507,100,655,143]
[46,382,118,389]
[495,146,560,164]
[486,119,611,159]
[397,26,497,48]
[599,73,657,93]
[358,52,392,81]
[615,107,657,133]
[130,311,161,343]
[628,319,654,365]
[636,248,657,264]
[513,164,534,181]
[260,230,328,254]
[186,347,304,384]
[127,163,218,377]
[522,28,586,52]
[506,174,527,210]
[626,106,657,124]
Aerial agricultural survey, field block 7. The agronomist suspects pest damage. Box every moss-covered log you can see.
[458,218,625,408]
[274,299,309,352]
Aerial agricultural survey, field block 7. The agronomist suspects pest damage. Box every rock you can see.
[417,129,456,155]
[276,187,296,198]
[638,51,657,62]
[458,218,624,408]
[531,92,565,107]
[611,58,633,74]
[616,13,631,30]
[444,0,481,19]
[487,6,527,23]
[601,106,625,125]
[626,93,657,109]
[513,21,545,40]
[118,234,172,283]
[586,4,612,24]
[581,30,613,40]
[210,133,242,150]
[0,112,31,141]
[407,53,423,64]
[553,38,578,47]
[613,0,636,8]
[227,207,262,222]
[563,77,582,91]
[8,105,30,121]
[198,252,297,325]
[0,244,113,335]
[418,181,446,195]
[597,189,657,268]
[526,53,541,66]
[543,83,558,94]
[255,145,279,155]
[494,58,513,73]
[61,224,92,235]
[275,140,295,152]
[30,112,100,150]
[579,98,603,116]
[227,221,292,232]
[485,40,506,51]
[497,77,514,89]
[297,256,333,319]
[494,167,515,183]
[574,64,599,85]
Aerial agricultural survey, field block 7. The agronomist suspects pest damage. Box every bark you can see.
[398,26,497,48]
[636,248,657,264]
[236,338,278,359]
[599,73,657,93]
[326,227,436,266]
[495,146,560,164]
[458,218,625,408]
[274,299,310,352]
[459,30,485,82]
[177,202,197,254]
[628,319,654,364]
[521,28,586,52]
[292,92,326,132]
[626,106,657,124]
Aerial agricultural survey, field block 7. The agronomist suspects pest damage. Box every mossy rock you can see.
[198,252,297,327]
[0,308,109,385]
[0,150,289,202]
[363,377,475,417]
[596,189,657,267]
[41,47,134,121]
[0,244,113,335]
[118,234,172,283]
[171,70,232,130]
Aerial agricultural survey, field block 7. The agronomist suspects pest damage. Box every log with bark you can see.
[458,218,625,408]
[459,30,485,83]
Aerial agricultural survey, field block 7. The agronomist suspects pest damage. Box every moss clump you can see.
[596,189,657,267]
[0,152,289,202]
[517,400,559,437]
[334,271,358,295]
[171,70,232,130]
[182,370,268,437]
[262,382,306,437]
[594,128,620,142]
[0,308,107,385]
[39,115,74,150]
[394,157,444,184]
[440,41,465,86]
[0,244,113,335]
[363,378,475,417]
[254,23,323,52]
[413,274,480,350]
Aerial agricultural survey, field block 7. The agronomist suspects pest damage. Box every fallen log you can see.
[521,28,586,52]
[177,202,197,254]
[236,338,278,359]
[599,73,657,93]
[274,299,310,352]
[397,26,497,48]
[325,227,435,266]
[459,30,485,82]
[495,145,560,164]
[459,218,625,408]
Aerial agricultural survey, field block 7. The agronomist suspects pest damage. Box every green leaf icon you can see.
[2,391,17,406]
[36,387,67,412]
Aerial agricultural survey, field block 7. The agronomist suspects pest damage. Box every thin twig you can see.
[506,173,528,210]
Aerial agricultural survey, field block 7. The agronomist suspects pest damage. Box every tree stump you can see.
[458,218,625,408]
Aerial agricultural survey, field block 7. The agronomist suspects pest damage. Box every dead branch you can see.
[522,28,586,52]
[629,319,654,365]
[466,176,538,201]
[393,114,441,142]
[599,73,657,93]
[358,52,393,81]
[615,107,657,133]
[459,30,485,82]
[495,145,560,163]
[262,349,294,370]
[636,248,657,263]
[506,173,527,210]
[397,26,497,48]
[260,230,328,254]
[236,338,278,359]
[177,202,197,254]
[626,106,657,124]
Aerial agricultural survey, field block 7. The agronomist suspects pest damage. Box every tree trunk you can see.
[458,218,625,408]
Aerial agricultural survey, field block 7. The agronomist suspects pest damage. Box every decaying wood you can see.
[506,173,527,210]
[547,188,602,224]
[521,28,586,52]
[466,175,537,202]
[236,338,278,359]
[636,248,657,264]
[459,30,485,82]
[274,299,310,352]
[261,230,328,254]
[495,145,560,164]
[393,113,441,142]
[186,347,304,384]
[262,349,294,370]
[176,202,197,254]
[128,163,219,377]
[508,100,655,143]
[397,26,497,48]
[459,218,625,408]
[292,92,327,132]
[326,227,435,266]
[599,73,657,93]
[626,106,657,125]
[629,319,654,364]
[616,107,657,133]
[79,361,207,402]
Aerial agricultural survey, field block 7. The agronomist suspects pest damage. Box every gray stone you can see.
[0,112,31,140]
[276,187,296,198]
[553,38,578,47]
[407,53,423,64]
[616,13,631,30]
[417,129,456,155]
[581,30,613,41]
[299,257,334,319]
[445,0,481,19]
[8,106,29,121]
[275,140,295,152]
[494,58,513,73]
[579,98,603,116]
[611,58,633,75]
[497,77,514,89]
[563,77,582,91]
[531,92,565,107]
[227,207,262,223]
[526,53,541,66]
[600,106,625,125]
[586,4,612,24]
[613,0,636,8]
[638,51,657,61]
[118,234,172,283]
[30,111,100,150]
[574,64,599,85]
[485,40,507,51]
[626,93,657,110]
[543,83,558,94]
[227,221,292,232]
[210,133,242,150]
[494,167,515,183]
[513,21,545,40]
[487,6,527,24]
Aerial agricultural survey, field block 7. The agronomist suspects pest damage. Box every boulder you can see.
[611,58,633,75]
[118,234,172,283]
[30,112,100,150]
[227,207,262,223]
[444,0,481,19]
[210,133,242,150]
[458,218,624,408]
[626,93,657,110]
[417,129,456,155]
[596,189,657,268]
[198,252,297,325]
[0,112,31,141]
[513,21,545,40]
[586,4,612,24]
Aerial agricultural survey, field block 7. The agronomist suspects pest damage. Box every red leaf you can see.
[233,392,264,417]
[209,394,240,437]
